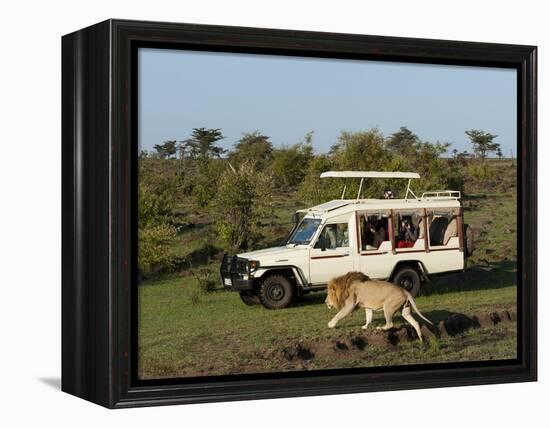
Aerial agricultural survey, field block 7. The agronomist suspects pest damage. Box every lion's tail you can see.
[405,291,432,325]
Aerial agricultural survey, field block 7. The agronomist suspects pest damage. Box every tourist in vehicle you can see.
[383,188,395,199]
[362,219,375,248]
[397,217,417,248]
[372,219,387,248]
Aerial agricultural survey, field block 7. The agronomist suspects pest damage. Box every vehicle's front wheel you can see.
[393,267,421,297]
[259,275,294,309]
[239,290,260,305]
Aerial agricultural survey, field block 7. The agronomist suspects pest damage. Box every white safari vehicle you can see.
[220,171,473,309]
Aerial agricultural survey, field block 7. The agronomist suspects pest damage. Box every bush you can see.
[212,161,273,251]
[298,154,336,205]
[190,269,218,292]
[330,129,397,197]
[298,129,453,201]
[272,137,313,188]
[467,162,497,181]
[190,159,225,208]
[138,224,177,274]
[138,184,175,227]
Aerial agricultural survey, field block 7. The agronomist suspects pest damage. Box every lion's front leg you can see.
[362,308,373,330]
[328,301,355,328]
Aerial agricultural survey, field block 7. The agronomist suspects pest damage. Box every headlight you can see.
[248,260,259,271]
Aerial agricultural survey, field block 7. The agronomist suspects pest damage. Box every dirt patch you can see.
[276,310,516,364]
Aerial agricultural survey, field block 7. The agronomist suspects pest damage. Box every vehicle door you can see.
[309,220,354,285]
[357,210,394,279]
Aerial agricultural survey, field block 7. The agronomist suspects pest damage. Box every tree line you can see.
[138,126,503,274]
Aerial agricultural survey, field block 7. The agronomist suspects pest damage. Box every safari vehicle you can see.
[220,171,474,309]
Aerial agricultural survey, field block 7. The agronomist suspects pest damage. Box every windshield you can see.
[287,218,322,245]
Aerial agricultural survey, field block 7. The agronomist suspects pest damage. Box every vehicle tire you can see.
[393,267,421,297]
[259,275,294,309]
[239,290,260,306]
[463,223,475,257]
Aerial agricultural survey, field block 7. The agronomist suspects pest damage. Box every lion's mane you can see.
[327,271,370,310]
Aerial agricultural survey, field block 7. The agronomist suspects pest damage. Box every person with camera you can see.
[397,217,417,248]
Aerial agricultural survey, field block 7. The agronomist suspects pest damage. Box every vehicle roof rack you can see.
[320,171,420,179]
[420,190,461,200]
[320,170,420,200]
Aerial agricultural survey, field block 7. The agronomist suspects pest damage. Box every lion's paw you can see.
[328,321,336,328]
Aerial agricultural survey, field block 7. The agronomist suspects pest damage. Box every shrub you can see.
[228,131,273,170]
[190,159,225,208]
[467,162,497,181]
[190,269,218,292]
[138,184,175,227]
[299,129,452,201]
[212,161,273,251]
[272,135,313,188]
[298,154,336,205]
[138,224,177,274]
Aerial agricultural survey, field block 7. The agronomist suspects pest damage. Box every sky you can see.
[138,48,517,157]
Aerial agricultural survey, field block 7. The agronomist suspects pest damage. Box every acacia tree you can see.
[465,129,500,160]
[153,140,177,159]
[185,128,226,161]
[228,131,273,169]
[386,126,420,154]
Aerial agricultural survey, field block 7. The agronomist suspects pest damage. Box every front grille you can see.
[235,258,249,274]
[220,254,254,291]
[221,255,249,275]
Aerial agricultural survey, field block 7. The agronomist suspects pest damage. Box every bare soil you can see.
[266,310,516,370]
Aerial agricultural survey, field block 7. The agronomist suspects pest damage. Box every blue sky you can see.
[138,48,517,156]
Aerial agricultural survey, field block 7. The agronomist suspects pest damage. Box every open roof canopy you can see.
[320,171,420,179]
[319,171,421,200]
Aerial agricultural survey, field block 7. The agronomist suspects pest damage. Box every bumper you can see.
[220,255,254,291]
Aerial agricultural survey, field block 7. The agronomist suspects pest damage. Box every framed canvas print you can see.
[61,19,537,408]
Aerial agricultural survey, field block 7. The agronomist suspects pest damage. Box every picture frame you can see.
[61,19,537,408]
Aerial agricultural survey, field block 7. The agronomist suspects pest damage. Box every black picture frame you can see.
[62,19,537,408]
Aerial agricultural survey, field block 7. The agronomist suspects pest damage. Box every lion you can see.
[325,271,432,341]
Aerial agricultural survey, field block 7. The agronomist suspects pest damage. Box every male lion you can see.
[325,271,432,341]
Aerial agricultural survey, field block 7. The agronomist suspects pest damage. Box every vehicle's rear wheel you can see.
[239,290,260,305]
[259,275,294,309]
[393,267,421,297]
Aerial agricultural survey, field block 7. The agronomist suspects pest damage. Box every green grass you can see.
[463,192,517,265]
[138,272,516,378]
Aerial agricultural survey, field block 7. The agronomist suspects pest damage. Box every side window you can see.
[314,223,349,249]
[359,212,390,250]
[393,210,422,249]
[428,208,460,247]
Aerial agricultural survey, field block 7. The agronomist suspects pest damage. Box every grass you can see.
[138,272,516,378]
[138,161,518,379]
